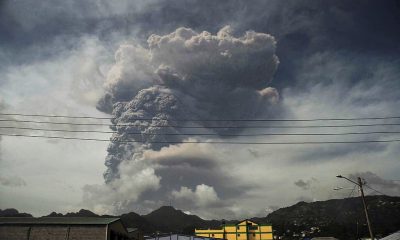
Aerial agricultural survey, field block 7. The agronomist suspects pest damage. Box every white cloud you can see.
[82,159,160,215]
[171,184,220,208]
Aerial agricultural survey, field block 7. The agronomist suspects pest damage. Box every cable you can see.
[4,126,400,137]
[0,126,115,134]
[364,184,387,196]
[2,112,400,122]
[2,119,400,128]
[0,113,111,120]
[2,133,400,144]
[332,184,358,224]
[348,185,357,198]
[0,119,110,126]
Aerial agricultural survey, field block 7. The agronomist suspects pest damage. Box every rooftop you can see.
[0,217,120,225]
[380,231,400,240]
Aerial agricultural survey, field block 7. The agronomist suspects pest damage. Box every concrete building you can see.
[0,217,134,240]
[195,220,273,240]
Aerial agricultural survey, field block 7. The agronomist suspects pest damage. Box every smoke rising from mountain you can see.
[97,26,279,181]
[87,26,280,214]
[348,171,400,195]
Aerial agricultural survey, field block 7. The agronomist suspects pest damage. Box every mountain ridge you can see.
[1,195,399,239]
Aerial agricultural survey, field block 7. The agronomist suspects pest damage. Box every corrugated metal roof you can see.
[0,217,120,225]
[380,231,400,240]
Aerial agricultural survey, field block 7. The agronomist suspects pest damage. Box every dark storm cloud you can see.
[279,51,400,163]
[294,178,318,190]
[2,0,399,92]
[294,179,311,190]
[3,0,400,218]
[0,176,27,187]
[348,171,400,195]
[3,0,399,68]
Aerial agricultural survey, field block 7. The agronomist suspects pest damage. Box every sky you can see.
[0,0,400,220]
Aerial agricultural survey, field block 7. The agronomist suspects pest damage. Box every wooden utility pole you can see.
[336,175,375,240]
[358,177,374,240]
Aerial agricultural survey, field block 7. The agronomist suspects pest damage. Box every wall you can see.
[0,225,108,240]
[0,226,30,240]
[195,221,273,240]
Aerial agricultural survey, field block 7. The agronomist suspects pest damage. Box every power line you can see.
[0,119,110,126]
[0,126,115,134]
[348,185,357,198]
[4,126,400,137]
[364,184,387,196]
[2,119,400,129]
[2,133,400,145]
[0,113,111,120]
[2,112,400,122]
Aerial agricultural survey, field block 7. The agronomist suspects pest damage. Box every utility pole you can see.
[336,175,375,240]
[358,177,374,240]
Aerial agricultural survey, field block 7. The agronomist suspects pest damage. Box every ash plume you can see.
[91,26,280,214]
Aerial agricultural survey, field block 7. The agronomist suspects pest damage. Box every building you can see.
[311,238,339,240]
[0,217,134,240]
[380,230,400,240]
[128,227,144,240]
[195,220,273,240]
[145,233,213,240]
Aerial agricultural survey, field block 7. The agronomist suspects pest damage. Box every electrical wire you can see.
[348,185,358,198]
[2,133,400,145]
[0,113,111,120]
[2,112,400,122]
[0,126,115,134]
[4,126,400,137]
[364,184,387,196]
[2,119,400,129]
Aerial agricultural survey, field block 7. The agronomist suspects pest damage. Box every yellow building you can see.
[195,220,273,240]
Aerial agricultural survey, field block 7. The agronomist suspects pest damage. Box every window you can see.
[212,234,215,237]
[253,233,256,237]
[237,226,240,230]
[248,226,258,230]
[237,234,240,237]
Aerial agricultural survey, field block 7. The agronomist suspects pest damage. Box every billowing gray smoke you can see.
[91,26,279,215]
[98,26,279,180]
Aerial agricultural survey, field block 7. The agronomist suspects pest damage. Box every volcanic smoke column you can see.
[97,26,279,184]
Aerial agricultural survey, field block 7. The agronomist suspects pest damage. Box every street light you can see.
[333,187,354,191]
[336,175,375,240]
[336,175,359,185]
